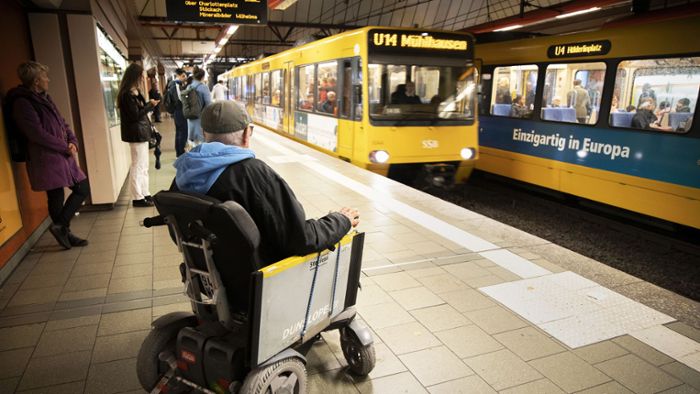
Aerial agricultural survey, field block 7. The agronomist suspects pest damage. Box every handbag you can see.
[148,124,160,150]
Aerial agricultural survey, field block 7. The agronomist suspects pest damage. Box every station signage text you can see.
[368,29,473,58]
[165,0,268,24]
[547,40,611,59]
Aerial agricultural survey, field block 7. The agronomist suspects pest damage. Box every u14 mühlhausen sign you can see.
[166,0,268,24]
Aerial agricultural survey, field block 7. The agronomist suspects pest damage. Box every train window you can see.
[610,57,699,133]
[297,64,315,112]
[262,72,270,105]
[355,58,362,121]
[270,70,282,107]
[542,62,606,125]
[317,61,338,115]
[254,73,262,104]
[490,65,538,119]
[368,63,475,121]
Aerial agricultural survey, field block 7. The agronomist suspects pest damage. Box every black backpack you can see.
[163,81,177,114]
[180,85,203,119]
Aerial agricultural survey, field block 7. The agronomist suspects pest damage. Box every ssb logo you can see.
[422,139,439,149]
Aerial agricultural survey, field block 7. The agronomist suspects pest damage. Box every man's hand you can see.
[149,99,160,106]
[68,143,78,155]
[339,207,360,228]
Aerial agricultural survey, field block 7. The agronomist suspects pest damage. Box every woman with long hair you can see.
[118,63,159,207]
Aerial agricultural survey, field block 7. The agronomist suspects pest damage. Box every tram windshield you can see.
[368,64,476,122]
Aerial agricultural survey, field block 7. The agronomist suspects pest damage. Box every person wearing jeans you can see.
[6,61,90,249]
[118,63,159,207]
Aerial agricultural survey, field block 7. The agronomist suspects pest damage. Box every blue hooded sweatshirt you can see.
[173,142,255,194]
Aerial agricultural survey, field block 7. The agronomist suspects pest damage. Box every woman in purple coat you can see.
[6,61,89,249]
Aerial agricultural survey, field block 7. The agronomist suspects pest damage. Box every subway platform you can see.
[0,119,699,393]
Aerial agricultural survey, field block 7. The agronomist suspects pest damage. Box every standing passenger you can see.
[167,69,188,157]
[186,67,212,147]
[211,77,228,102]
[148,79,162,123]
[6,61,90,249]
[567,79,591,124]
[118,63,159,208]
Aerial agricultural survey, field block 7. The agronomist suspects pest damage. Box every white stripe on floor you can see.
[252,127,700,373]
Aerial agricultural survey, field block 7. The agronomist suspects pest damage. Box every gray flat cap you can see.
[200,101,251,134]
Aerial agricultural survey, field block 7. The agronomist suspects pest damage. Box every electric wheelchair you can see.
[137,191,375,393]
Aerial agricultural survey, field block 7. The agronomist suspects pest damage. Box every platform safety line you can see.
[253,131,550,279]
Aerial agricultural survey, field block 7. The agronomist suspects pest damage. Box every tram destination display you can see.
[547,40,611,59]
[368,29,474,59]
[166,0,268,24]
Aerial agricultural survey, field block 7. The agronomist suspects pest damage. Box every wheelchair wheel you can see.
[240,357,306,394]
[136,318,193,392]
[340,327,376,376]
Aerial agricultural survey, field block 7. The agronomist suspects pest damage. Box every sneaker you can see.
[49,224,71,250]
[67,231,88,247]
[133,199,154,208]
[144,195,153,202]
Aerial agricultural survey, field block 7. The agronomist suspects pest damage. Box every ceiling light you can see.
[227,25,239,35]
[269,0,299,10]
[493,25,522,32]
[218,38,228,46]
[555,7,601,19]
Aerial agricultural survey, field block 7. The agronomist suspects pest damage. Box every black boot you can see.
[133,199,154,207]
[49,224,71,250]
[67,230,88,247]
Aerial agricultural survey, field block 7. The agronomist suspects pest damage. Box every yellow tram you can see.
[476,16,700,229]
[221,27,479,186]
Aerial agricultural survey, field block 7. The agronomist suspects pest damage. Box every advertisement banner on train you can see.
[0,107,23,248]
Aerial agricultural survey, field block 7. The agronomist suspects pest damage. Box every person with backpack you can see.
[5,61,90,249]
[118,63,159,208]
[182,67,212,148]
[165,69,188,156]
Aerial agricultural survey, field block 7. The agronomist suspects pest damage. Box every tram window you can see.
[490,65,538,119]
[610,57,699,133]
[368,63,475,121]
[270,70,282,107]
[254,73,262,104]
[317,61,338,115]
[341,60,351,118]
[262,72,270,105]
[541,62,606,125]
[297,64,315,112]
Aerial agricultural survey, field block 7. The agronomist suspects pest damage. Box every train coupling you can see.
[421,163,457,189]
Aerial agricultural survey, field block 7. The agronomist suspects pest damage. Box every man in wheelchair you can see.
[137,101,374,393]
[171,101,359,266]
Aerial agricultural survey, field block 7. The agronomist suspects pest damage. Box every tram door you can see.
[337,58,360,160]
[284,61,293,134]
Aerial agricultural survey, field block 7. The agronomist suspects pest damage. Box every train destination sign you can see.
[547,40,611,59]
[368,29,474,58]
[166,0,268,24]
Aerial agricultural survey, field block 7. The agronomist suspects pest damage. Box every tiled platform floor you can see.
[0,118,699,393]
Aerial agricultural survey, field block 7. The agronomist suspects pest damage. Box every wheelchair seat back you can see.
[152,191,261,316]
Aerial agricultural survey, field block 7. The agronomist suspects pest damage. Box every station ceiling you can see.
[127,0,695,68]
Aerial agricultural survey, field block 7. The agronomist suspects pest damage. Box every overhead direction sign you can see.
[166,0,268,24]
[547,40,611,59]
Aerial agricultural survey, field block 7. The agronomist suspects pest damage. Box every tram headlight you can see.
[460,148,475,160]
[369,150,390,164]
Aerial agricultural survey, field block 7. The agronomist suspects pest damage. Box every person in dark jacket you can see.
[118,63,159,207]
[148,79,162,123]
[167,68,188,156]
[631,101,671,131]
[6,61,89,249]
[172,101,358,267]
